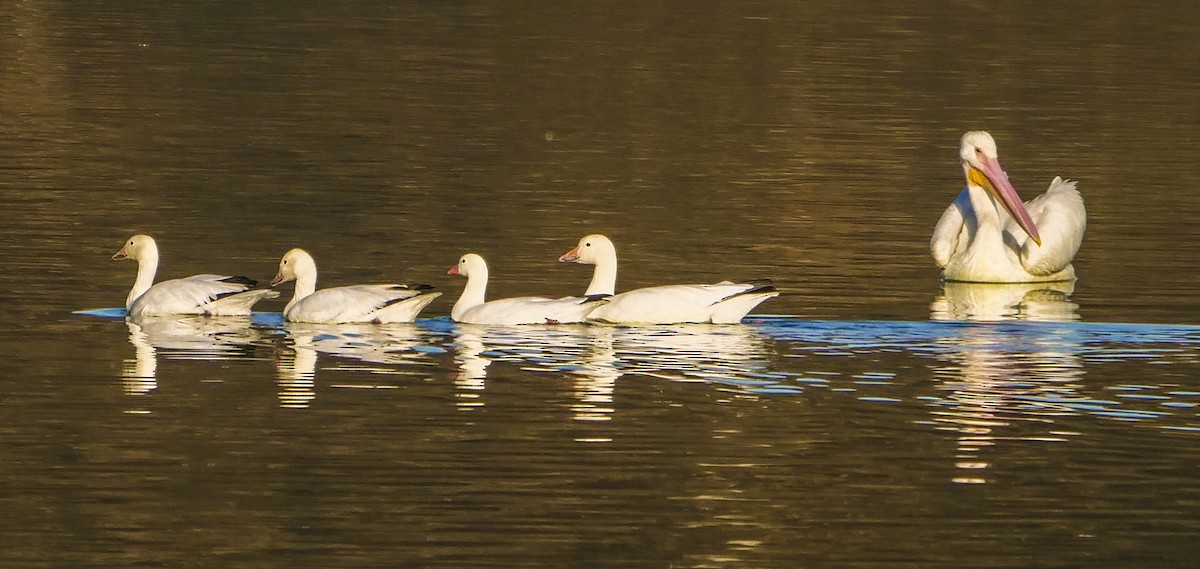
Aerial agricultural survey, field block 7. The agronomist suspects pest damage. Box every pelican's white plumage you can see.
[558,234,778,325]
[271,248,440,324]
[448,253,606,325]
[931,131,1086,283]
[112,234,279,318]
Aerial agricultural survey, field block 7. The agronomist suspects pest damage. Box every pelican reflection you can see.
[927,321,1086,484]
[931,280,1078,322]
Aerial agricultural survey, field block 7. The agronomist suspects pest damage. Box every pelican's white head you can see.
[960,130,999,170]
[271,248,317,287]
[958,131,1042,246]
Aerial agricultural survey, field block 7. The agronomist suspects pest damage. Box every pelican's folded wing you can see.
[1019,177,1086,276]
[931,188,971,268]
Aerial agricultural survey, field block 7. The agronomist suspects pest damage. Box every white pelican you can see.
[113,234,279,317]
[931,131,1086,282]
[558,234,778,324]
[447,253,607,325]
[271,248,440,324]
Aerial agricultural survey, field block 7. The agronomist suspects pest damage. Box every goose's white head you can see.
[558,234,616,265]
[447,253,487,277]
[112,234,158,262]
[959,130,1042,246]
[271,248,317,287]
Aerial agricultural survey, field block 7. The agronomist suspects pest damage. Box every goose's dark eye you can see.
[585,242,592,247]
[283,260,288,265]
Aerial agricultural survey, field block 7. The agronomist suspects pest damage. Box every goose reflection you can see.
[451,325,491,410]
[611,325,772,386]
[122,316,264,397]
[274,323,432,408]
[571,326,618,422]
[927,321,1086,484]
[931,280,1078,322]
[448,323,773,419]
[450,324,606,414]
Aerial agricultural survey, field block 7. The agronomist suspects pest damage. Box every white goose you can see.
[931,131,1086,283]
[448,253,607,325]
[271,248,441,324]
[112,234,279,318]
[558,234,778,324]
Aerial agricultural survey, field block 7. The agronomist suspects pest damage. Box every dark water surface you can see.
[3,1,1199,567]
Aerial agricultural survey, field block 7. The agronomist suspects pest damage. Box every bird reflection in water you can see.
[931,280,1078,322]
[571,326,618,423]
[611,325,773,387]
[274,323,432,409]
[450,325,490,410]
[121,315,264,409]
[449,323,774,424]
[274,329,317,409]
[927,281,1084,483]
[450,324,607,415]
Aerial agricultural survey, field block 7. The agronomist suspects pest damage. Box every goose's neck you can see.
[452,266,489,321]
[127,252,158,309]
[585,254,617,296]
[286,273,317,315]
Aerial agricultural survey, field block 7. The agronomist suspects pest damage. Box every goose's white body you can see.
[272,248,440,324]
[112,235,278,318]
[559,234,777,325]
[931,131,1086,283]
[449,253,606,325]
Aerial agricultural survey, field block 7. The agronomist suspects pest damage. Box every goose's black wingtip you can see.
[739,279,777,295]
[388,283,435,293]
[220,275,258,287]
